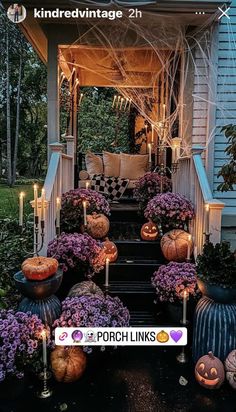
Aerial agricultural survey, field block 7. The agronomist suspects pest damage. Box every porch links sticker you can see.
[55,327,187,346]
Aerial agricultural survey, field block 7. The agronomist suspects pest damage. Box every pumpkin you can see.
[68,280,104,298]
[102,238,118,262]
[84,213,110,239]
[141,221,158,241]
[51,346,87,383]
[225,350,236,389]
[160,229,193,262]
[156,330,169,343]
[21,256,58,281]
[195,352,225,389]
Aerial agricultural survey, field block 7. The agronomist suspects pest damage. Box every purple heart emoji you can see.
[170,330,183,343]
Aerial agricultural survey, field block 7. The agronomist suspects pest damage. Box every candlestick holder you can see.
[203,232,211,244]
[176,346,188,364]
[103,285,109,297]
[37,369,53,399]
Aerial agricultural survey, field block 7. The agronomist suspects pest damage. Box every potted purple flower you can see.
[53,294,130,353]
[47,233,106,296]
[134,172,172,213]
[60,188,110,233]
[145,192,194,232]
[0,310,51,397]
[152,262,200,322]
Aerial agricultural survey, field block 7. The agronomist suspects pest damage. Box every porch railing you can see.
[39,137,74,256]
[172,145,224,255]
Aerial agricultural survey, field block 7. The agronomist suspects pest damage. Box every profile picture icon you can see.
[7,4,27,23]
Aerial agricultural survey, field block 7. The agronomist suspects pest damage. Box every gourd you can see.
[68,281,104,298]
[51,346,87,383]
[22,256,58,281]
[225,350,236,389]
[160,229,193,262]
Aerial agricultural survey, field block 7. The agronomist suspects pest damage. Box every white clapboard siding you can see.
[213,1,236,213]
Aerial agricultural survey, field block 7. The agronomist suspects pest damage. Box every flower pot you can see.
[197,279,236,303]
[14,270,63,300]
[18,295,61,326]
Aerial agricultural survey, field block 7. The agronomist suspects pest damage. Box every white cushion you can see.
[120,153,148,180]
[103,151,120,177]
[85,152,103,176]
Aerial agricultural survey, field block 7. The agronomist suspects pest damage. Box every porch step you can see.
[97,258,160,281]
[129,310,157,326]
[114,240,164,260]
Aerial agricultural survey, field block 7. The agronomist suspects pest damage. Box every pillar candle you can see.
[79,93,84,106]
[85,181,90,190]
[56,197,61,229]
[187,234,191,260]
[33,184,38,218]
[148,143,152,163]
[105,258,110,287]
[42,330,47,368]
[205,203,210,234]
[41,188,45,221]
[182,290,188,325]
[19,192,24,226]
[83,200,87,226]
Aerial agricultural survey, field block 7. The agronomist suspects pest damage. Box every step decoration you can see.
[160,229,193,262]
[195,352,225,389]
[140,221,158,241]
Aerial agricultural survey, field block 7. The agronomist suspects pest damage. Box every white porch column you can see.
[47,38,60,161]
[65,135,75,189]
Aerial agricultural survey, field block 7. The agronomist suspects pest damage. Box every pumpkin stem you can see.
[208,351,214,359]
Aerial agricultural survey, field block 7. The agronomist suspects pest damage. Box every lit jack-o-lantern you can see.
[102,238,118,263]
[156,330,169,343]
[225,350,236,389]
[195,352,225,389]
[141,221,158,241]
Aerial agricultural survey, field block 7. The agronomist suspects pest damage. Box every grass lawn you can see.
[0,184,37,219]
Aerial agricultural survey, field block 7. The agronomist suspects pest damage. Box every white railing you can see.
[172,145,224,254]
[39,137,74,256]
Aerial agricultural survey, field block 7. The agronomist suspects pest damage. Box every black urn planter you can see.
[14,270,63,326]
[165,297,197,324]
[197,278,236,303]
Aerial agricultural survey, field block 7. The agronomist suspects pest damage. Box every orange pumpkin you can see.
[51,346,87,383]
[195,352,225,389]
[225,350,236,389]
[85,213,110,239]
[102,238,118,262]
[160,229,193,262]
[141,221,158,241]
[21,256,58,281]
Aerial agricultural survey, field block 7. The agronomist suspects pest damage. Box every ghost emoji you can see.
[85,330,97,342]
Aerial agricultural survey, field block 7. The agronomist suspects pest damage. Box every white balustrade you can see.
[172,145,224,254]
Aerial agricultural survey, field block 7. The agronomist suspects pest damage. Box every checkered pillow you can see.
[90,174,129,200]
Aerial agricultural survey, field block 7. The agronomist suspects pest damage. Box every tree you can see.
[217,124,236,192]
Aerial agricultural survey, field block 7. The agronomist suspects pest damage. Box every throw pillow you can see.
[85,152,103,176]
[120,153,149,180]
[103,151,120,177]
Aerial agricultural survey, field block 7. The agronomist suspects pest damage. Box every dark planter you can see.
[165,298,196,324]
[14,270,63,300]
[192,296,236,361]
[197,278,236,303]
[18,295,61,326]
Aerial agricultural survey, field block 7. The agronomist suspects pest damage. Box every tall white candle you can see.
[78,93,84,106]
[128,98,132,111]
[42,330,47,368]
[117,96,121,109]
[56,197,61,229]
[182,290,188,325]
[187,234,191,260]
[105,258,110,287]
[148,143,152,163]
[41,188,45,221]
[124,98,128,111]
[83,200,87,226]
[205,203,210,234]
[85,181,90,190]
[112,95,117,108]
[151,124,154,143]
[120,97,124,110]
[19,192,24,226]
[162,104,166,123]
[33,184,38,217]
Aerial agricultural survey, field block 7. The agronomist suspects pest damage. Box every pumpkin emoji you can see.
[161,229,193,262]
[141,221,158,241]
[51,346,87,383]
[156,330,169,343]
[195,352,225,389]
[21,256,58,281]
[102,238,118,262]
[83,213,110,239]
[225,350,236,389]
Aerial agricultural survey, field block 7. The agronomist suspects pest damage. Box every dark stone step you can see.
[109,222,142,240]
[129,310,157,326]
[114,240,164,260]
[96,259,160,281]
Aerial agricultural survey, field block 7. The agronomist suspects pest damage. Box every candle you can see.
[83,200,87,226]
[33,184,38,217]
[128,98,132,111]
[41,330,47,368]
[79,93,84,106]
[124,98,128,111]
[120,97,124,110]
[85,181,90,190]
[148,143,152,163]
[145,124,148,137]
[112,95,117,108]
[205,203,210,234]
[187,234,192,260]
[182,290,188,325]
[19,192,25,226]
[116,95,121,109]
[162,104,166,123]
[41,188,45,221]
[151,124,154,143]
[56,197,61,228]
[105,258,110,287]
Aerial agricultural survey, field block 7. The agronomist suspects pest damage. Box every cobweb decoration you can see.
[59,4,236,157]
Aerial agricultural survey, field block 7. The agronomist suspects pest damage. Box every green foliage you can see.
[78,88,130,153]
[196,242,236,288]
[217,124,236,192]
[0,184,35,219]
[0,218,33,309]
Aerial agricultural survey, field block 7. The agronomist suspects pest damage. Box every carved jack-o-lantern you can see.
[102,238,118,263]
[195,352,225,389]
[156,330,169,343]
[141,221,158,241]
[225,350,236,389]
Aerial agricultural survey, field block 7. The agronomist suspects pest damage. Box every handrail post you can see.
[65,135,75,188]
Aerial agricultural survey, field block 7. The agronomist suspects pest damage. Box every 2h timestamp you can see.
[128,8,143,19]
